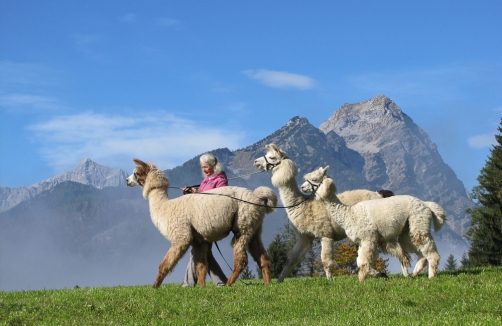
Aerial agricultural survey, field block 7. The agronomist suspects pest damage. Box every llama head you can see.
[301,166,336,199]
[253,143,288,172]
[254,144,298,187]
[127,158,169,198]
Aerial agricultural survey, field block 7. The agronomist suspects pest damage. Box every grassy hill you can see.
[1,267,501,325]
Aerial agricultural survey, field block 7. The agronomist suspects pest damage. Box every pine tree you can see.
[466,118,502,267]
[240,265,255,280]
[266,219,301,279]
[267,233,289,279]
[297,238,324,277]
[460,252,470,269]
[444,254,458,271]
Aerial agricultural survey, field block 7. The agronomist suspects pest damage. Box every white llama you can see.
[253,144,410,282]
[127,158,278,287]
[301,166,445,281]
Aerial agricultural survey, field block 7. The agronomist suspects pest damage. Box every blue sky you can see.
[1,1,501,192]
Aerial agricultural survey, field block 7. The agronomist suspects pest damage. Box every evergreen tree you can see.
[265,220,303,279]
[466,118,502,267]
[240,265,255,280]
[460,252,470,269]
[444,254,458,271]
[267,233,289,279]
[297,238,324,277]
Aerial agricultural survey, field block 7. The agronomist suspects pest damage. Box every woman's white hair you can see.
[200,153,224,176]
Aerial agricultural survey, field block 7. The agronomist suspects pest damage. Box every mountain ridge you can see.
[0,158,128,213]
[0,95,475,290]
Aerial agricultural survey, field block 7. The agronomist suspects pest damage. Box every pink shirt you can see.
[198,172,228,192]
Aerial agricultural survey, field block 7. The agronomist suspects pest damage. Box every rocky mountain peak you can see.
[320,95,473,238]
[286,116,310,128]
[0,159,129,213]
[321,95,406,143]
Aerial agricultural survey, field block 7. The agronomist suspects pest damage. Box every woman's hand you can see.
[182,187,199,194]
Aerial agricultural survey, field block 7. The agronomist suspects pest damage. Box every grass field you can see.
[1,267,501,325]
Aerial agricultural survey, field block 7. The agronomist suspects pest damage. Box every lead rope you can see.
[213,241,252,285]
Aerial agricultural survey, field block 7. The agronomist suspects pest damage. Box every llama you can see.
[127,158,278,288]
[253,143,409,282]
[301,166,445,281]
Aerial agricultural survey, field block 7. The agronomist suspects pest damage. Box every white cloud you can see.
[155,18,179,26]
[28,111,245,173]
[120,13,137,23]
[348,62,501,101]
[0,93,63,111]
[243,69,316,90]
[468,134,495,149]
[72,34,105,60]
[0,61,57,88]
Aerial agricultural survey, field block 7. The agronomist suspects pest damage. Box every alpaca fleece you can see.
[302,166,445,281]
[253,144,402,282]
[127,159,277,288]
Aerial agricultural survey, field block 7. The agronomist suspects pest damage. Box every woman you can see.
[182,153,229,287]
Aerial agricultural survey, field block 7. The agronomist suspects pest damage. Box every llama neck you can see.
[147,188,169,228]
[271,160,306,206]
[276,178,307,207]
[321,191,351,229]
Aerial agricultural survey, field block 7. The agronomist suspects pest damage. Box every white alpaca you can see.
[253,144,408,282]
[127,158,278,287]
[301,166,445,281]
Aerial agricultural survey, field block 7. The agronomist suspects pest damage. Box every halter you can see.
[262,155,281,171]
[305,179,321,194]
[133,171,145,187]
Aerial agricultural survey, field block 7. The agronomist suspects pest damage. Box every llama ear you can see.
[267,143,279,153]
[133,158,147,167]
[322,165,330,175]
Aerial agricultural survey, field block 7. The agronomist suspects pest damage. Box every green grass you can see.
[1,267,501,325]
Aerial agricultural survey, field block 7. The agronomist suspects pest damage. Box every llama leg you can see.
[412,255,427,276]
[357,239,380,282]
[192,242,209,287]
[226,235,250,286]
[409,227,440,278]
[380,240,411,277]
[419,238,440,278]
[153,242,190,288]
[248,230,272,285]
[398,232,423,276]
[277,235,312,283]
[320,237,336,280]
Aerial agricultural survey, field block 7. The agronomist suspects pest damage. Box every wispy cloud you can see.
[28,111,245,173]
[72,34,105,60]
[348,62,502,101]
[120,13,137,23]
[0,61,59,90]
[468,133,495,149]
[0,61,64,113]
[243,69,316,90]
[155,17,180,26]
[0,93,63,111]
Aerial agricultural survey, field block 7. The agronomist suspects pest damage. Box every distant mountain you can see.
[0,95,475,291]
[0,158,128,213]
[319,95,473,239]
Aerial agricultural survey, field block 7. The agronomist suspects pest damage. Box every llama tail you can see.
[253,186,278,214]
[424,201,446,232]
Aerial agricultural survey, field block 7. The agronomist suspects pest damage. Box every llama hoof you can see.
[376,272,388,279]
